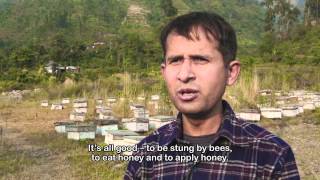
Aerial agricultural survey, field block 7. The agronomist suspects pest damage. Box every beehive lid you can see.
[94,119,118,125]
[105,130,139,136]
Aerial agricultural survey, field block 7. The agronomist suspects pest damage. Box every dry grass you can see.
[260,118,320,179]
[0,99,126,180]
[225,67,259,110]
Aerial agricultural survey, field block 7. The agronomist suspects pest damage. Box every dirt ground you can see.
[0,101,76,180]
[0,100,319,179]
[262,121,320,179]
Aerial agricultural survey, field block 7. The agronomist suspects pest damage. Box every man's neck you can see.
[182,101,223,137]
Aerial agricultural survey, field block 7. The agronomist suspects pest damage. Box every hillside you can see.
[0,0,319,91]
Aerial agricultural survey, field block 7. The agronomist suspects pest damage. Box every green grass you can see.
[0,144,37,177]
[27,132,127,180]
[172,0,190,14]
[301,109,320,125]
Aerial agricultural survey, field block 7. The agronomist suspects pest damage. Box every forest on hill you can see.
[0,0,319,91]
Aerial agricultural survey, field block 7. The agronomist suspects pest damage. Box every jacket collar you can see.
[159,100,251,147]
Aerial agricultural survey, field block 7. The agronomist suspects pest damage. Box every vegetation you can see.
[0,0,319,94]
[1,1,319,179]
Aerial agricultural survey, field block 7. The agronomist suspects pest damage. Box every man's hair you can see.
[160,11,237,64]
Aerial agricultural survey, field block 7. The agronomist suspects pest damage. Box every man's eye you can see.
[193,58,209,63]
[169,58,182,64]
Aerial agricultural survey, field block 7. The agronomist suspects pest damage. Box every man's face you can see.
[161,28,230,116]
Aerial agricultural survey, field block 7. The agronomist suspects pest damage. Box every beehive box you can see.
[70,112,86,121]
[151,95,160,101]
[104,130,139,146]
[66,123,96,140]
[41,100,49,107]
[95,119,119,135]
[122,118,149,132]
[122,136,146,155]
[149,115,175,129]
[74,107,88,113]
[302,101,316,110]
[73,99,88,108]
[62,98,70,104]
[260,108,282,119]
[54,121,75,133]
[51,103,64,110]
[281,106,300,117]
[133,108,149,118]
[238,109,261,121]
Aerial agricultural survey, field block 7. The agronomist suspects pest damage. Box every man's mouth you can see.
[177,88,199,101]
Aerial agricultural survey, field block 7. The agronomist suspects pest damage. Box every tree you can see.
[263,0,276,32]
[305,0,320,26]
[262,0,300,39]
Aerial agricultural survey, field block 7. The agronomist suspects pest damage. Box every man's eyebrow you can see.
[189,55,212,60]
[165,54,213,62]
[166,55,184,61]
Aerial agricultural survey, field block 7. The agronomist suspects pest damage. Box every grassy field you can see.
[1,65,320,179]
[0,100,127,180]
[0,98,320,179]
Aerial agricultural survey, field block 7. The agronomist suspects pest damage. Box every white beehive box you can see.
[41,100,49,107]
[313,99,320,108]
[297,105,304,114]
[303,101,316,110]
[73,99,88,108]
[62,98,70,104]
[290,90,306,97]
[281,106,300,117]
[104,130,139,146]
[51,103,64,110]
[133,108,149,118]
[95,119,119,135]
[54,121,75,133]
[122,136,146,155]
[74,107,88,113]
[100,124,119,136]
[98,111,115,120]
[149,115,175,129]
[137,96,145,101]
[66,124,96,140]
[238,109,261,122]
[274,91,282,96]
[130,104,145,110]
[151,95,160,101]
[122,118,149,132]
[259,89,272,96]
[70,112,86,121]
[107,97,117,103]
[107,97,117,106]
[260,107,282,119]
[96,105,112,114]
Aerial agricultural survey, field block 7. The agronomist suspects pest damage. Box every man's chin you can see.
[175,105,204,116]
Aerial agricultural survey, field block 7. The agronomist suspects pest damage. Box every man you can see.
[124,12,299,179]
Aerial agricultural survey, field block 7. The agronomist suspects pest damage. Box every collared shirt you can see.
[124,100,300,180]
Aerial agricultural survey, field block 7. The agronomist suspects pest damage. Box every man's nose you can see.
[177,59,195,83]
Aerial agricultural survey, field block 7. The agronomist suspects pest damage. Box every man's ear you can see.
[161,62,166,77]
[226,60,241,86]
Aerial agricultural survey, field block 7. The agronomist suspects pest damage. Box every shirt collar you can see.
[159,100,251,147]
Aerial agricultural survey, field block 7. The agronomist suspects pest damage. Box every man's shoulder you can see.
[234,117,290,150]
